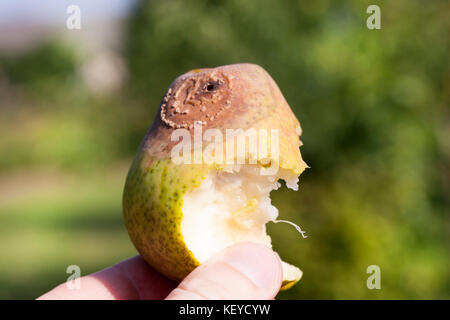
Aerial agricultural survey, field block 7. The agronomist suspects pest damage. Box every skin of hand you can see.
[37,242,283,300]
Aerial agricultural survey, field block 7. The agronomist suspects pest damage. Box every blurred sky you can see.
[0,0,137,26]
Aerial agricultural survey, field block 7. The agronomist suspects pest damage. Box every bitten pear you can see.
[123,63,308,290]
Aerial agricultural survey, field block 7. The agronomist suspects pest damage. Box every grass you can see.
[0,164,137,299]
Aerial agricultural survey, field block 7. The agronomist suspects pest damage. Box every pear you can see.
[123,63,308,290]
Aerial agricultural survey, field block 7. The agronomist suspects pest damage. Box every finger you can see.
[37,256,176,300]
[165,242,282,300]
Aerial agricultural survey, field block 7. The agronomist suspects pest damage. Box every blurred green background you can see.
[0,0,449,299]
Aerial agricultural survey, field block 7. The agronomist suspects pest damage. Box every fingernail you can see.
[222,242,282,289]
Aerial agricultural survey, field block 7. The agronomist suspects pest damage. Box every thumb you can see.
[165,242,282,300]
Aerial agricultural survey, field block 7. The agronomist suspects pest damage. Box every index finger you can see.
[37,256,176,300]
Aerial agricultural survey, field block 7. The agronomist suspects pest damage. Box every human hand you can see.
[38,242,283,300]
